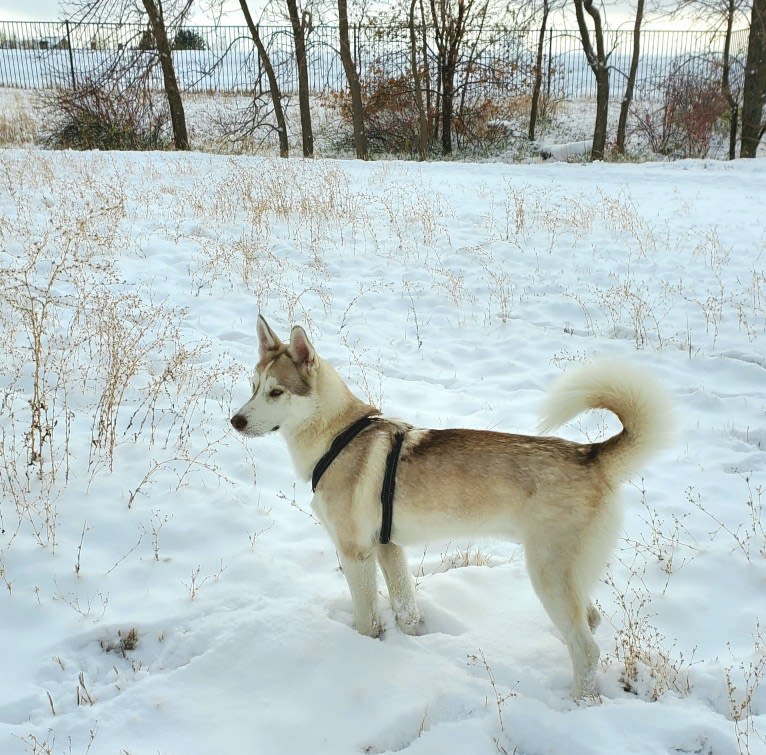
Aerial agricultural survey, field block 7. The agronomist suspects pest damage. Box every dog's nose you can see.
[230,414,247,432]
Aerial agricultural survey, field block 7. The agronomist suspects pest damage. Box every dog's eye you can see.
[269,388,284,399]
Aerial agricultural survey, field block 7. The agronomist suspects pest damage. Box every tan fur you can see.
[231,316,673,698]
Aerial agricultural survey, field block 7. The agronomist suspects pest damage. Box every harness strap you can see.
[379,431,405,545]
[311,415,378,492]
[310,416,406,546]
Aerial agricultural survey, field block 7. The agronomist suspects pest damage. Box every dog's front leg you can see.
[377,543,421,635]
[338,548,381,637]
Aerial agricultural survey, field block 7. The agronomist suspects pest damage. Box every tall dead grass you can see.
[0,153,234,552]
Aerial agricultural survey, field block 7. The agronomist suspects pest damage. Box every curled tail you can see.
[538,359,674,482]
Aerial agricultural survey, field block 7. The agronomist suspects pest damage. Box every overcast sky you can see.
[0,0,251,23]
[0,1,710,31]
[0,1,62,22]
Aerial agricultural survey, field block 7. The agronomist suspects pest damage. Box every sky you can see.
[0,0,63,22]
[0,0,250,24]
[0,1,715,30]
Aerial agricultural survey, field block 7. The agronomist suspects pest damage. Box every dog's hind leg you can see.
[338,548,382,638]
[377,543,421,635]
[525,547,600,698]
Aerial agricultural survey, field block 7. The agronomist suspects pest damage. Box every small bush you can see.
[333,66,520,157]
[633,59,729,158]
[43,80,170,151]
[334,68,432,157]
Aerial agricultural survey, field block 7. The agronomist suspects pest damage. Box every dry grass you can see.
[0,152,238,555]
[0,91,39,145]
[725,623,766,755]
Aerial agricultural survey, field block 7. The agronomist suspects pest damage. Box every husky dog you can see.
[231,316,672,698]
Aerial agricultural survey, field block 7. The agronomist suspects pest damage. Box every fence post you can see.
[546,26,553,101]
[65,20,76,89]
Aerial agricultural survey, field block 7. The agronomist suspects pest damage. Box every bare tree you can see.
[337,0,368,159]
[141,0,188,150]
[529,0,570,141]
[66,0,191,150]
[719,0,743,158]
[428,0,487,156]
[431,0,463,155]
[741,0,766,156]
[239,0,289,157]
[615,0,645,155]
[529,0,552,141]
[285,0,314,157]
[573,0,610,160]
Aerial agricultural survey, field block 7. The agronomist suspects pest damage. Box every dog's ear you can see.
[257,315,282,358]
[288,326,316,373]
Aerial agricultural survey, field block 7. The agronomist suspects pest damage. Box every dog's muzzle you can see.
[230,414,279,434]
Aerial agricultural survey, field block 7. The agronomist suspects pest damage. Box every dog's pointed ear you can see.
[257,315,282,358]
[288,326,317,373]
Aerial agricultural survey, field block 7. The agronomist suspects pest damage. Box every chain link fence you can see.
[0,19,749,101]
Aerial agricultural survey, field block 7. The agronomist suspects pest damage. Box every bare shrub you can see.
[331,67,519,157]
[633,59,729,158]
[602,561,696,700]
[0,199,124,549]
[725,623,766,755]
[43,79,170,151]
[0,155,237,552]
[209,91,288,155]
[331,67,431,157]
[601,482,698,700]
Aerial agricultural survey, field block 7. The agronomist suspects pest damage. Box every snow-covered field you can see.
[0,148,765,755]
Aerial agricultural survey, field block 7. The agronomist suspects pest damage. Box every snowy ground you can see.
[0,148,765,755]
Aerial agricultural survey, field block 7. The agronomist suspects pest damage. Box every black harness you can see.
[311,416,405,545]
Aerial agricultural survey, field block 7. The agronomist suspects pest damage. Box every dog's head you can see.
[230,316,318,438]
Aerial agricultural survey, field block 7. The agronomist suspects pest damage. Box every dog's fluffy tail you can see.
[538,359,674,482]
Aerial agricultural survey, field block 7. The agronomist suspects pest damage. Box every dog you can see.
[230,315,672,697]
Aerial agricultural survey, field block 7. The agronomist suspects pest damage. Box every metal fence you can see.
[0,19,750,101]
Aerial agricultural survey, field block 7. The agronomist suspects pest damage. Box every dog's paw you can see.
[356,615,384,639]
[395,607,422,636]
[571,670,599,700]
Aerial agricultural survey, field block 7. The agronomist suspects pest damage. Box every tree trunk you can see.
[529,0,550,141]
[140,0,189,150]
[455,1,488,149]
[740,0,766,157]
[337,0,368,159]
[441,59,455,155]
[409,0,429,160]
[721,0,738,160]
[239,0,289,157]
[430,0,469,157]
[615,0,644,156]
[286,0,314,158]
[420,1,435,143]
[573,0,610,160]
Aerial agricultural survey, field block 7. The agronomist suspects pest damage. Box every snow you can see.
[536,139,592,161]
[0,148,765,755]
